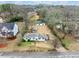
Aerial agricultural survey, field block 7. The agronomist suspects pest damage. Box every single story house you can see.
[0,23,18,39]
[23,33,48,41]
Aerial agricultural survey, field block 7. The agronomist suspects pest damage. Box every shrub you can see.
[17,43,21,46]
[22,39,26,42]
[28,39,33,42]
[8,16,23,22]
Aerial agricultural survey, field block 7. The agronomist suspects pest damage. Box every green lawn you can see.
[62,38,74,47]
[19,41,34,47]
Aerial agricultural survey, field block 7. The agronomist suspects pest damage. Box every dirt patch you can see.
[68,42,79,51]
[35,41,53,49]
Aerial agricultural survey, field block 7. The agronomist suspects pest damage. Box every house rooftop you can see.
[0,23,15,30]
[24,33,48,41]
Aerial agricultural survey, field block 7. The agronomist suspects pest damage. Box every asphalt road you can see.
[0,51,79,58]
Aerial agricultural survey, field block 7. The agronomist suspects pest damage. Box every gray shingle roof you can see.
[0,23,15,30]
[24,33,48,41]
[0,23,16,36]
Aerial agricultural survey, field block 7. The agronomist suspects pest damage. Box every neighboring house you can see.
[35,21,45,26]
[0,23,18,38]
[31,21,46,33]
[23,33,48,41]
[36,23,45,26]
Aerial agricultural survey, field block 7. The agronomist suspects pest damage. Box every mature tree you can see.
[0,4,14,15]
[60,6,76,39]
[37,5,48,19]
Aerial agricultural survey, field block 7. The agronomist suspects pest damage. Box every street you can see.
[0,52,79,58]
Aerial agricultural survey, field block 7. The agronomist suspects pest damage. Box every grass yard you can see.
[19,41,34,47]
[62,39,74,48]
[62,39,72,47]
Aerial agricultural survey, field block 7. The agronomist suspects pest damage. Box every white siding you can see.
[23,37,28,41]
[13,24,18,36]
